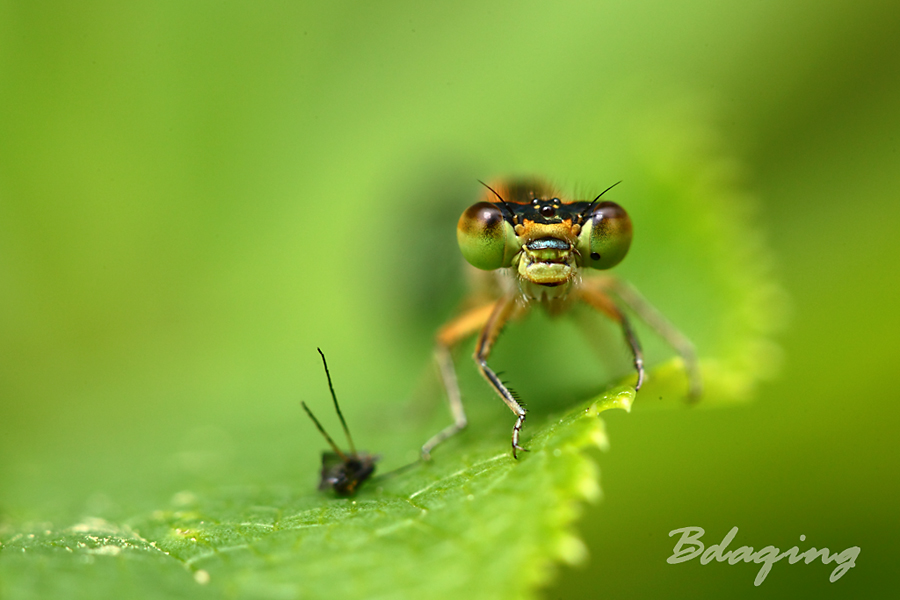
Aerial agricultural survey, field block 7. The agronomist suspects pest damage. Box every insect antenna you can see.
[477,180,517,224]
[300,401,348,461]
[578,180,623,224]
[316,347,359,457]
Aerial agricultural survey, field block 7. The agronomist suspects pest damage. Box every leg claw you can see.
[512,443,530,460]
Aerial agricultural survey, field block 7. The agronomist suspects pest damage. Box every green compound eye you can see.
[577,201,633,270]
[457,202,520,270]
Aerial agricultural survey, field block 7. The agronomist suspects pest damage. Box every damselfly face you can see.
[457,180,633,300]
[301,349,378,496]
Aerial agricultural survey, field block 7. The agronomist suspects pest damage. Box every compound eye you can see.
[577,201,633,270]
[457,202,519,270]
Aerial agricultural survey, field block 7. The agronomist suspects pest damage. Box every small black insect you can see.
[301,348,378,496]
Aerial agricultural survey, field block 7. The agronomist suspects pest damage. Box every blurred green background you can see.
[1,1,898,598]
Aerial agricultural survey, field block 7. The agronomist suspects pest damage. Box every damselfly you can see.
[422,179,701,459]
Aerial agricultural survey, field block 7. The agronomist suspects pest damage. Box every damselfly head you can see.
[456,180,632,297]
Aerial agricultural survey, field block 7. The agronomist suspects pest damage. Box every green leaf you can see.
[0,96,782,600]
[1,5,786,599]
[1,388,634,600]
[0,103,781,598]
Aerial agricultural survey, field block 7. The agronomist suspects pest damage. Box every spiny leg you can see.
[598,277,702,399]
[421,300,500,460]
[473,292,531,458]
[577,285,646,391]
